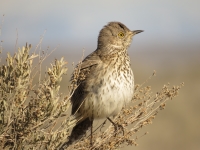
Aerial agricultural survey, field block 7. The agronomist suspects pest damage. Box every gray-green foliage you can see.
[0,43,183,150]
[0,43,70,150]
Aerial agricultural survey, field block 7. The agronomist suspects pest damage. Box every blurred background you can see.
[0,0,200,149]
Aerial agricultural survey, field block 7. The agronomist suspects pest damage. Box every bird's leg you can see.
[87,119,106,138]
[107,117,124,136]
[90,117,93,147]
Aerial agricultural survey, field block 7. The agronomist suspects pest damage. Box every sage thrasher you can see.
[61,21,143,148]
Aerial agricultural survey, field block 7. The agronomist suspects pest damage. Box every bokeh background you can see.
[1,1,200,149]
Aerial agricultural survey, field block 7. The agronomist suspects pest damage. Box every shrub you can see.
[0,43,183,150]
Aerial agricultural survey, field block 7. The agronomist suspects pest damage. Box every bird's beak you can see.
[132,30,144,35]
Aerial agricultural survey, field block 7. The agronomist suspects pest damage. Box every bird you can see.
[60,21,143,149]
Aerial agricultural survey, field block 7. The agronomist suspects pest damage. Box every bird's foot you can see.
[107,117,124,136]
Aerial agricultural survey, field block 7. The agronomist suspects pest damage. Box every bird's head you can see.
[97,22,143,50]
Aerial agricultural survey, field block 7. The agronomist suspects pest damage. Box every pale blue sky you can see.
[0,0,200,52]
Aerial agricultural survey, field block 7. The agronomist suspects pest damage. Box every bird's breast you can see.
[80,62,134,119]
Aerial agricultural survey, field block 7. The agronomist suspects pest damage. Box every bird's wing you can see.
[79,51,101,70]
[70,51,102,115]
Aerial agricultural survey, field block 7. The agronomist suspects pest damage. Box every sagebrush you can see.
[0,43,183,150]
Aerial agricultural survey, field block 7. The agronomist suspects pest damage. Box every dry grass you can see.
[0,43,183,150]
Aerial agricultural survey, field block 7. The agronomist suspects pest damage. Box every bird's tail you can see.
[60,117,93,149]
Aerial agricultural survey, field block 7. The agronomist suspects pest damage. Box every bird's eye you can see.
[118,32,125,38]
